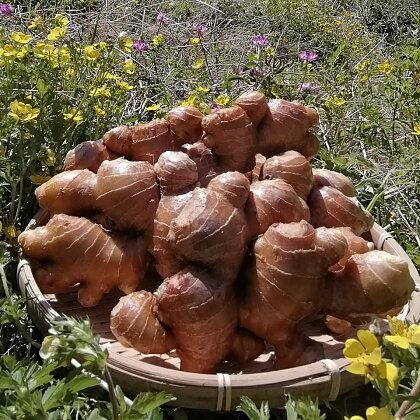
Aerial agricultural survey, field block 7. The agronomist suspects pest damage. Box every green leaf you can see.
[65,374,100,393]
[128,392,173,416]
[285,397,299,420]
[236,396,270,420]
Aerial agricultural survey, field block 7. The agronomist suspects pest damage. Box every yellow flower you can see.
[0,44,17,58]
[325,96,345,107]
[55,14,69,27]
[122,58,136,74]
[265,47,275,56]
[9,100,40,122]
[118,34,133,52]
[377,60,393,75]
[57,46,70,64]
[117,80,134,91]
[152,33,164,46]
[146,104,161,111]
[194,86,210,94]
[84,45,99,61]
[344,330,399,389]
[181,95,197,107]
[10,32,32,44]
[64,67,75,79]
[29,175,51,185]
[192,58,204,69]
[104,72,120,80]
[94,106,105,116]
[355,60,369,71]
[28,16,42,29]
[97,42,107,50]
[366,406,394,420]
[411,124,420,135]
[89,85,111,97]
[48,26,66,41]
[4,225,20,240]
[16,45,29,59]
[43,149,56,166]
[214,95,230,106]
[63,108,83,122]
[34,42,57,60]
[385,317,420,349]
[376,362,398,390]
[190,37,200,44]
[344,416,364,420]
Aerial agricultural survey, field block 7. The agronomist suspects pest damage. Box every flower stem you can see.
[396,370,420,419]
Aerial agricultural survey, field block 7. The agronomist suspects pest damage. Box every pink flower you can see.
[157,12,169,27]
[250,68,264,80]
[299,51,318,62]
[0,3,14,15]
[298,82,319,95]
[253,35,269,47]
[211,102,221,112]
[133,40,149,52]
[192,23,208,34]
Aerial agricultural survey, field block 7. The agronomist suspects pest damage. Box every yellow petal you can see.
[192,58,204,69]
[343,339,364,359]
[377,362,398,390]
[357,330,379,352]
[385,334,410,349]
[346,360,366,376]
[146,104,161,111]
[365,346,382,366]
[366,406,394,420]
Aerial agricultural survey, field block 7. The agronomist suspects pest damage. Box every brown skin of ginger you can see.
[151,151,198,279]
[324,250,415,318]
[156,267,238,373]
[309,186,374,236]
[240,220,347,368]
[262,151,313,200]
[36,159,159,233]
[110,291,175,354]
[229,328,265,364]
[257,99,319,157]
[328,227,372,272]
[169,172,250,282]
[235,91,268,127]
[18,214,148,307]
[245,179,310,238]
[103,106,203,164]
[312,168,356,197]
[64,141,118,173]
[202,106,257,173]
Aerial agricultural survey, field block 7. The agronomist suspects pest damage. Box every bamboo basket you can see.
[18,210,420,411]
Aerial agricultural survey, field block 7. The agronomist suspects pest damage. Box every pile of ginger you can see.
[19,91,415,373]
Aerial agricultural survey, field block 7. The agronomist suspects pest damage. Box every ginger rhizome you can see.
[19,90,416,374]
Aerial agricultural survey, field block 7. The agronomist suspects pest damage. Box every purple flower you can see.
[250,68,264,80]
[157,11,169,27]
[0,3,14,15]
[192,23,208,34]
[299,50,318,62]
[298,82,319,95]
[211,102,221,111]
[133,40,149,52]
[253,35,269,47]
[234,65,244,75]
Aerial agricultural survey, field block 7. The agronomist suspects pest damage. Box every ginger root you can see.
[19,214,148,307]
[36,159,159,232]
[20,89,417,374]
